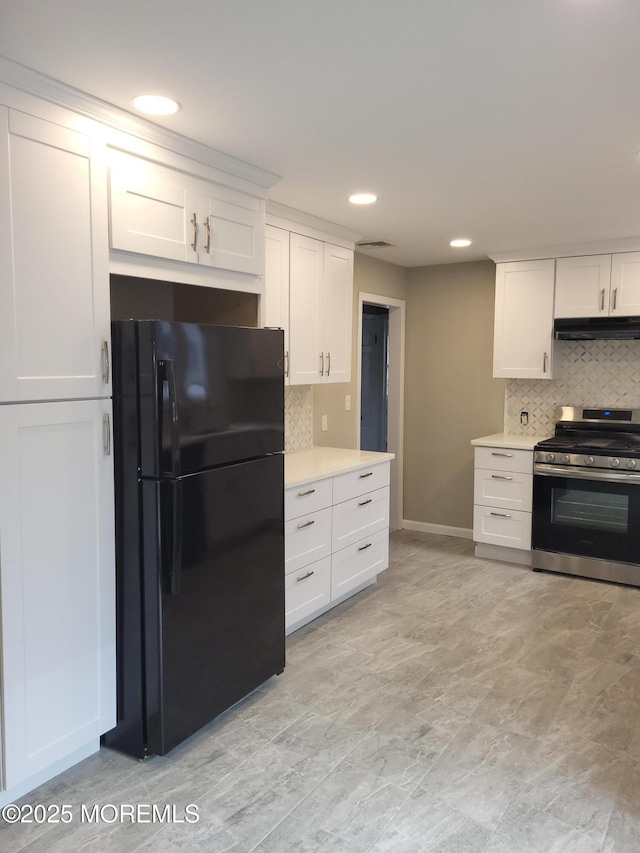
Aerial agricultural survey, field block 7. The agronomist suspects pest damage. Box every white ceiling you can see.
[1,0,639,267]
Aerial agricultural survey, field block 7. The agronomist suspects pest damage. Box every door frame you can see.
[356,291,405,530]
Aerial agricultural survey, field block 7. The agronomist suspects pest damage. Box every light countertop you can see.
[285,446,395,488]
[470,432,550,450]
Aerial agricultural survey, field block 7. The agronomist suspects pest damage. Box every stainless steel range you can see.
[532,406,640,586]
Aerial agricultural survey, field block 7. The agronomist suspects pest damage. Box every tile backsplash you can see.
[285,385,313,452]
[504,340,640,435]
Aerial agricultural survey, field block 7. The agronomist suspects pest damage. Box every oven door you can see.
[532,463,640,564]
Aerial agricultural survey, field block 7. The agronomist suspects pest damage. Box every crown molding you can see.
[0,55,280,191]
[266,200,361,244]
[489,236,640,263]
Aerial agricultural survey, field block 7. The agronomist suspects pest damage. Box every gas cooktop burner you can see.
[535,406,640,468]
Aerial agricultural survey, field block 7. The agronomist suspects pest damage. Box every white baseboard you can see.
[401,520,473,540]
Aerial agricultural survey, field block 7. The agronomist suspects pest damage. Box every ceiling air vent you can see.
[356,240,394,248]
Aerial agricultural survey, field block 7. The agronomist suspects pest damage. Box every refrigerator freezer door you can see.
[132,321,284,477]
[142,453,285,755]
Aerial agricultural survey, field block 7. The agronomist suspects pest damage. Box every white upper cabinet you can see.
[288,234,353,385]
[263,225,290,379]
[322,242,353,383]
[289,233,325,384]
[554,255,612,318]
[555,252,640,318]
[109,149,265,276]
[610,252,640,315]
[0,108,111,403]
[493,259,555,379]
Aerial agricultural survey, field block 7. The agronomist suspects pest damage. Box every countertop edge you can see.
[470,433,550,451]
[285,447,395,488]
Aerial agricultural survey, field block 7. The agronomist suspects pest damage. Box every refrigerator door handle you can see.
[160,481,183,596]
[158,359,181,476]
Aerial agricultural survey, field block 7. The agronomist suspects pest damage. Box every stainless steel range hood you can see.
[554,317,640,340]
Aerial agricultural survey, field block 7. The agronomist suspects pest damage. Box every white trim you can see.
[266,201,361,246]
[357,292,405,531]
[0,56,279,191]
[475,542,532,566]
[489,237,640,264]
[109,252,263,294]
[402,519,473,540]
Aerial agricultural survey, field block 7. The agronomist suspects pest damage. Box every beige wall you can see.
[404,260,504,529]
[313,252,409,447]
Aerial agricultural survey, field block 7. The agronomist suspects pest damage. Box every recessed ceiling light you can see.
[450,238,472,248]
[349,193,378,205]
[131,95,181,116]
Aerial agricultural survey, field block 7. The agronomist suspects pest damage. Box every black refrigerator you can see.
[103,320,285,759]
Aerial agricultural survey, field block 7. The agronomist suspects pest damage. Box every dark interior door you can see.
[143,453,284,755]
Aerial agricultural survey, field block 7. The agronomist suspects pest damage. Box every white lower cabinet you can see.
[472,445,533,552]
[0,399,116,793]
[284,461,391,633]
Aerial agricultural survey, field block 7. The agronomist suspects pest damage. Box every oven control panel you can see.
[534,450,640,471]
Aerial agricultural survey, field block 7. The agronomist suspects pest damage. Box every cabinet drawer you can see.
[285,478,332,521]
[285,506,331,574]
[474,447,532,475]
[331,528,389,600]
[474,471,532,512]
[473,505,531,551]
[332,486,390,552]
[285,557,331,630]
[332,462,390,504]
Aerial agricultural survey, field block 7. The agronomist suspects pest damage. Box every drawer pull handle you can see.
[358,542,372,551]
[297,488,316,497]
[491,475,513,480]
[296,570,314,582]
[490,511,512,518]
[491,452,513,457]
[358,498,373,507]
[359,471,374,478]
[297,519,315,529]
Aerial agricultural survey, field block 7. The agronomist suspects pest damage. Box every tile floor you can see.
[4,530,640,852]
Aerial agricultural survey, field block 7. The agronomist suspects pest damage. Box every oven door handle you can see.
[535,463,640,483]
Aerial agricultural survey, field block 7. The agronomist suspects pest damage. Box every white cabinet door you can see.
[611,252,640,316]
[493,259,555,379]
[0,108,110,403]
[198,192,264,275]
[554,255,612,318]
[289,233,324,385]
[109,148,192,262]
[322,243,353,383]
[263,225,290,380]
[0,400,116,789]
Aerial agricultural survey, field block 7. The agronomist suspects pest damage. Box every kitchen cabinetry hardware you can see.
[327,352,331,376]
[543,351,548,373]
[612,287,618,310]
[297,519,315,529]
[358,542,372,551]
[297,488,316,497]
[204,216,211,254]
[284,351,289,378]
[492,452,513,457]
[491,475,513,480]
[190,212,198,251]
[490,511,512,518]
[359,471,374,478]
[103,412,111,456]
[319,353,324,375]
[102,340,110,385]
[601,288,605,310]
[296,571,314,582]
[358,498,373,506]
